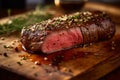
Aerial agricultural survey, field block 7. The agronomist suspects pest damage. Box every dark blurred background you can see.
[0,0,120,19]
[0,0,54,19]
[0,0,55,9]
[0,0,120,8]
[0,0,120,9]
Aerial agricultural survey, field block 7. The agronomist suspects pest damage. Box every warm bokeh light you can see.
[54,0,60,6]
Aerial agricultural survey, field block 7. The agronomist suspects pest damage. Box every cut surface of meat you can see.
[42,27,83,53]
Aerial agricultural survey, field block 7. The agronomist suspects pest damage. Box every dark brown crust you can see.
[80,16,115,44]
[21,11,115,53]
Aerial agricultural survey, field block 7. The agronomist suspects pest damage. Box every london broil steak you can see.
[21,11,115,54]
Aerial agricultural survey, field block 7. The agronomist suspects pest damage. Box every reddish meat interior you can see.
[42,27,83,53]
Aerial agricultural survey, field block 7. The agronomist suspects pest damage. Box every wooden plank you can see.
[0,3,120,80]
[0,25,119,80]
[71,47,120,80]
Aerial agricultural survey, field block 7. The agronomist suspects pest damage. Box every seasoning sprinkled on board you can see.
[3,52,8,57]
[17,61,22,66]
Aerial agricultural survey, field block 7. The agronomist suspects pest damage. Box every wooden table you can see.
[0,2,120,80]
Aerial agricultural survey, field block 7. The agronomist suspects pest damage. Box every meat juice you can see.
[18,34,120,66]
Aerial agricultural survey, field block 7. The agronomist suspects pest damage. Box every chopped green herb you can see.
[3,45,13,48]
[34,73,38,77]
[73,14,80,19]
[3,45,8,48]
[32,66,35,69]
[0,7,53,35]
[17,61,22,66]
[22,57,27,60]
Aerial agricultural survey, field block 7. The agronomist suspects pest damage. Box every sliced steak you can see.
[42,27,83,53]
[21,11,115,54]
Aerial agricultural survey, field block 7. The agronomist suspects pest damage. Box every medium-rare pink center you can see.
[42,27,83,53]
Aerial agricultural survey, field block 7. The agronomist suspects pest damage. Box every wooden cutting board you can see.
[0,25,120,80]
[0,2,120,80]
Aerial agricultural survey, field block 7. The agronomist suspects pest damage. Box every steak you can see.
[21,11,115,54]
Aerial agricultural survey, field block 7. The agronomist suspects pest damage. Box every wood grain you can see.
[0,2,120,80]
[0,25,119,80]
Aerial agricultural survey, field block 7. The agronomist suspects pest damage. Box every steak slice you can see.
[21,11,115,54]
[42,27,83,53]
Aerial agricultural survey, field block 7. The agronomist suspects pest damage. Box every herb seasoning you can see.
[17,61,22,66]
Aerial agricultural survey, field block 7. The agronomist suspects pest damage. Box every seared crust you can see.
[21,11,115,53]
